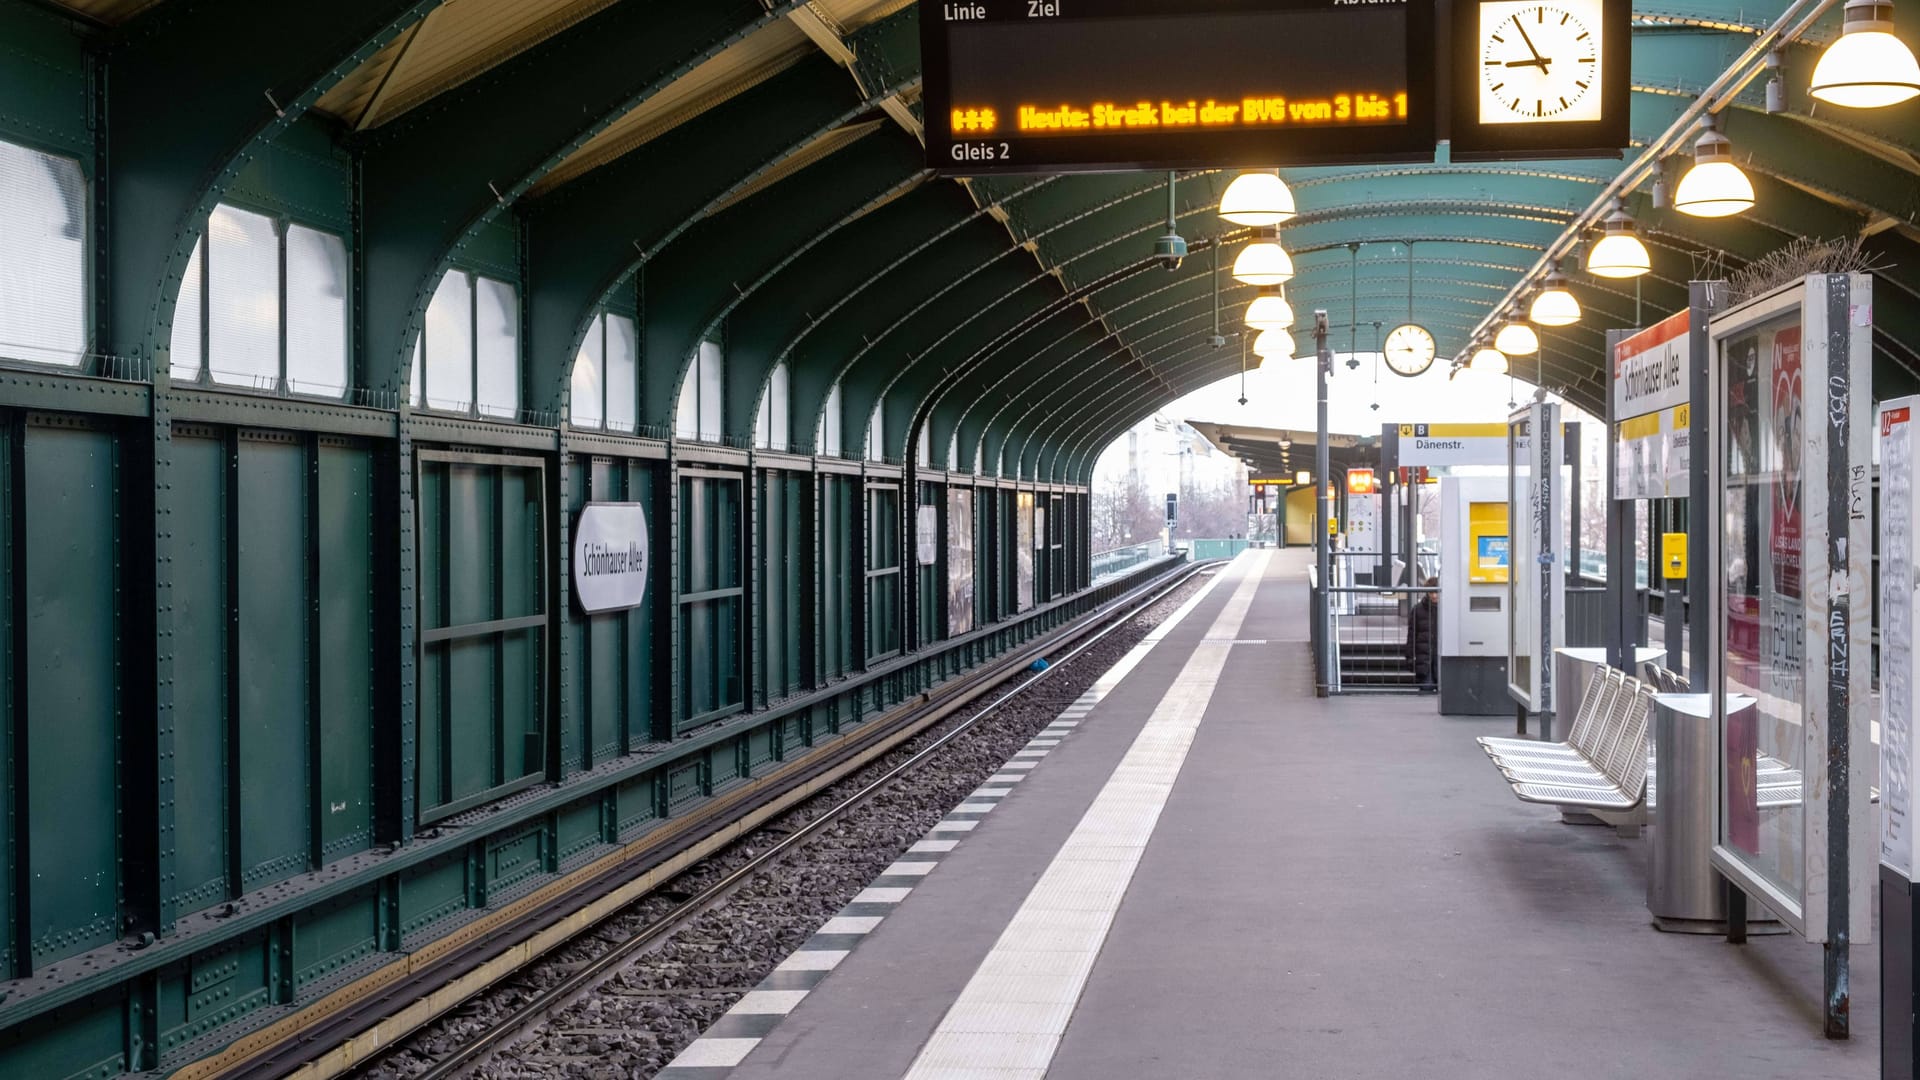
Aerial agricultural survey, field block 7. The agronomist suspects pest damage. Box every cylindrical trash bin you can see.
[1648,693,1725,931]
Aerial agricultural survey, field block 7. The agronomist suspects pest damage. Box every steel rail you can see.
[394,559,1208,1080]
[216,558,1202,1080]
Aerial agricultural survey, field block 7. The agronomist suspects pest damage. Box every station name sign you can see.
[573,503,650,614]
[1610,311,1690,500]
[921,0,1628,174]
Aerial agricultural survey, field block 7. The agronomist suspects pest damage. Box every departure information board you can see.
[921,0,1436,174]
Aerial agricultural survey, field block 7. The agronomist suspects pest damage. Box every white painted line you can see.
[882,861,939,876]
[820,916,884,935]
[988,773,1025,783]
[775,949,850,972]
[728,990,811,1015]
[954,801,997,813]
[932,820,978,832]
[1027,738,1062,746]
[853,886,914,902]
[1012,749,1048,759]
[1001,761,1038,771]
[903,551,1267,1080]
[912,838,961,852]
[1050,720,1081,727]
[665,1037,762,1067]
[969,787,1012,799]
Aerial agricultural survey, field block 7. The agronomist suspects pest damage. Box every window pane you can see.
[208,204,281,388]
[770,362,790,452]
[571,313,604,430]
[917,423,931,468]
[170,236,204,381]
[675,365,699,439]
[423,271,473,412]
[285,225,347,398]
[867,401,884,460]
[699,340,722,440]
[410,335,422,407]
[823,382,843,456]
[0,140,87,367]
[605,313,636,433]
[475,276,518,419]
[756,384,773,449]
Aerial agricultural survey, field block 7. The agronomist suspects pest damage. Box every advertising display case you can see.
[1707,274,1872,951]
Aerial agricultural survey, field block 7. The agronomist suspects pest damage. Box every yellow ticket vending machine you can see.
[1467,502,1510,584]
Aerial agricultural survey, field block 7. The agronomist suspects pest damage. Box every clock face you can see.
[1383,324,1436,377]
[1478,0,1604,125]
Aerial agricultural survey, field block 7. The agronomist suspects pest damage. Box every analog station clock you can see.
[1383,323,1436,377]
[1477,0,1605,125]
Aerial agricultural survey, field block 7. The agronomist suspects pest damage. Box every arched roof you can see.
[53,0,1920,482]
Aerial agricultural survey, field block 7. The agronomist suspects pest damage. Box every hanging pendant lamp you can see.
[1244,288,1294,330]
[1218,170,1297,226]
[1586,202,1651,279]
[1811,0,1920,107]
[1528,270,1582,327]
[1673,116,1756,218]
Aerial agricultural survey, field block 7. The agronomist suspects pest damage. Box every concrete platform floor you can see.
[727,549,1877,1079]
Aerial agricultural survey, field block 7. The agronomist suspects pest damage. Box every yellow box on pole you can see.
[1662,532,1687,579]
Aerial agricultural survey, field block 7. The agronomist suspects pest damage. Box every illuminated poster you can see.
[1719,313,1806,899]
[947,489,974,636]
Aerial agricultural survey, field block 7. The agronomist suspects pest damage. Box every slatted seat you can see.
[1481,666,1654,814]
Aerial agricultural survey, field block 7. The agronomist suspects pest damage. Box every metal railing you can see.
[1091,542,1160,581]
[1309,550,1439,696]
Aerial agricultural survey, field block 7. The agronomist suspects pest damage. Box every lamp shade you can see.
[1493,320,1539,356]
[1528,275,1581,326]
[1294,469,1312,485]
[1253,327,1296,361]
[1218,171,1297,226]
[1244,291,1295,330]
[1231,240,1295,285]
[1810,0,1920,107]
[1673,127,1755,217]
[1586,210,1651,279]
[1469,347,1509,375]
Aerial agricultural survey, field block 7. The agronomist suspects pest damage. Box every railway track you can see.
[214,559,1206,1080]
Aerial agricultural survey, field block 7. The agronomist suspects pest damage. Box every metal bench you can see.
[1478,668,1655,812]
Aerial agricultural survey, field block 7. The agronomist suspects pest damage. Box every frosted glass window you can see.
[866,402,884,461]
[285,225,348,398]
[605,313,636,432]
[571,313,605,430]
[698,340,723,440]
[822,382,844,456]
[770,361,790,451]
[207,204,281,389]
[0,139,87,367]
[918,423,931,468]
[757,361,791,451]
[474,276,518,418]
[675,367,700,439]
[423,271,473,412]
[171,236,205,380]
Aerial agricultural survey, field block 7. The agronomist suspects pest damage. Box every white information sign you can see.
[1612,404,1690,500]
[1398,422,1566,468]
[573,502,650,614]
[1882,398,1917,879]
[1611,311,1691,501]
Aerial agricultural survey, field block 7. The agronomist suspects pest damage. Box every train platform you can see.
[665,548,1877,1080]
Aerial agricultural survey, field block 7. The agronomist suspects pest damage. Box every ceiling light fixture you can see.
[1673,115,1755,218]
[1231,233,1296,285]
[1493,308,1540,356]
[1253,327,1297,362]
[1585,201,1651,279]
[1244,288,1295,330]
[1469,345,1509,375]
[1218,169,1298,226]
[1528,270,1582,327]
[1810,0,1920,108]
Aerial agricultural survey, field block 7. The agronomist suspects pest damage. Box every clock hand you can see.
[1513,19,1550,70]
[1503,58,1550,68]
